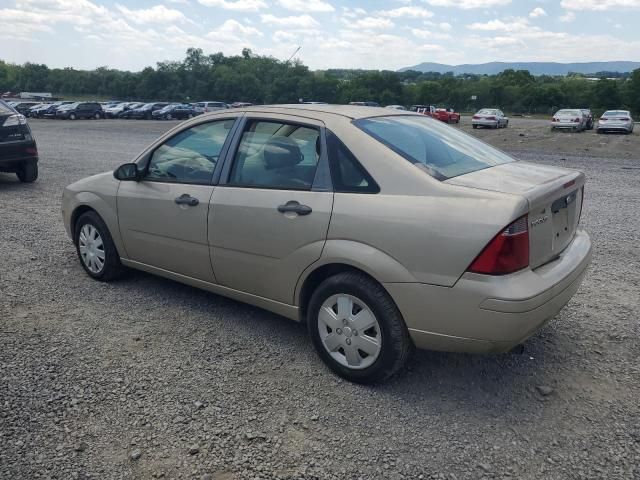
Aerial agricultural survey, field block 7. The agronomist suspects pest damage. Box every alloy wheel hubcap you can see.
[79,224,105,274]
[318,294,381,370]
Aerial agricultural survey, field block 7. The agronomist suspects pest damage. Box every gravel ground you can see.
[1,118,639,480]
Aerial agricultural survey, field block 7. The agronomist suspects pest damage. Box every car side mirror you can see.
[114,163,140,181]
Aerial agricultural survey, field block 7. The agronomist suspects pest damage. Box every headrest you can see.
[264,136,303,170]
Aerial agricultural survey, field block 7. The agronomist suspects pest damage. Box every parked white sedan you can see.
[551,109,587,132]
[597,110,634,134]
[471,109,509,129]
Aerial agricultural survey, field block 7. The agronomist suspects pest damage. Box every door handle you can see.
[277,200,312,216]
[175,194,199,206]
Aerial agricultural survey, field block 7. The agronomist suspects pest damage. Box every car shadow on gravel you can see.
[115,268,555,410]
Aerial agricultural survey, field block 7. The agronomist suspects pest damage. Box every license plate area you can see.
[551,190,577,251]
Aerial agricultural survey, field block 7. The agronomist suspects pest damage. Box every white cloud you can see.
[273,30,298,42]
[439,22,452,31]
[276,0,334,12]
[561,0,640,11]
[411,28,451,40]
[422,0,511,9]
[115,4,190,24]
[467,17,529,32]
[377,6,434,18]
[529,7,547,18]
[197,0,266,11]
[559,11,576,22]
[209,19,263,36]
[345,16,395,29]
[260,14,320,28]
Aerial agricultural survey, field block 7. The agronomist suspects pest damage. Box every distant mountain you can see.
[399,61,640,76]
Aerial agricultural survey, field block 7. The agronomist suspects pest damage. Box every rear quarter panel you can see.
[322,116,529,287]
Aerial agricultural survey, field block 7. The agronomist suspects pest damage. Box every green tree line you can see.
[1,48,639,116]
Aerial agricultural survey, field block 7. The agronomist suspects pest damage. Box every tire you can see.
[94,112,101,120]
[74,211,125,282]
[146,113,152,120]
[472,124,477,129]
[597,129,603,134]
[69,113,76,120]
[187,113,193,119]
[307,271,412,384]
[16,162,38,183]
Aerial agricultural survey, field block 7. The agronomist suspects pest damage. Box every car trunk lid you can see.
[446,161,584,269]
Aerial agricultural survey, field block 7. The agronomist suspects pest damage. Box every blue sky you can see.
[2,0,640,71]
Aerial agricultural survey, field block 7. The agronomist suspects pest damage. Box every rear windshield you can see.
[0,101,15,114]
[602,110,628,117]
[354,115,515,180]
[478,109,497,115]
[556,110,581,116]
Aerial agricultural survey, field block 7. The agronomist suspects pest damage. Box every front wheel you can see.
[69,113,76,120]
[307,271,412,384]
[94,112,101,119]
[74,211,124,281]
[17,162,38,183]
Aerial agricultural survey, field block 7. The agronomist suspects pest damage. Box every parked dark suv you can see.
[56,102,103,120]
[130,102,169,120]
[0,100,38,182]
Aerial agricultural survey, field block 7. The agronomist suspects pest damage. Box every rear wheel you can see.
[94,112,101,119]
[69,113,76,120]
[472,124,478,129]
[16,162,38,183]
[74,211,124,281]
[307,271,412,384]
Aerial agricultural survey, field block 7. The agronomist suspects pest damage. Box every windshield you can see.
[354,115,515,180]
[603,110,628,117]
[478,109,497,115]
[556,110,580,116]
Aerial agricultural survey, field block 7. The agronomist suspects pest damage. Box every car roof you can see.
[214,104,416,121]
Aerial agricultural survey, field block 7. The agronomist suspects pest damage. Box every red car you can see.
[411,105,460,124]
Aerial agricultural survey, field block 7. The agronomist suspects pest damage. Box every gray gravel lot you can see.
[1,118,639,480]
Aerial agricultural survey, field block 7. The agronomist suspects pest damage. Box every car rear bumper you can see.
[0,143,38,171]
[597,123,632,131]
[472,119,498,127]
[552,122,582,129]
[385,230,592,353]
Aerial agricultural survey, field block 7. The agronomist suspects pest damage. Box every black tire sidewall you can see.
[307,273,410,384]
[17,162,38,182]
[74,211,122,282]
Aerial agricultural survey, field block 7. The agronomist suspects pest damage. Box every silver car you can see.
[62,105,591,383]
[551,109,587,131]
[471,108,509,129]
[597,110,634,134]
[193,101,228,114]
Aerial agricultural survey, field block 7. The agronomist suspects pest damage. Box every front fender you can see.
[64,190,126,258]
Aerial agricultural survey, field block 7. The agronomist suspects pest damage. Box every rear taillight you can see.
[2,114,26,127]
[25,146,38,156]
[468,216,529,275]
[620,117,630,121]
[552,118,557,122]
[472,115,479,119]
[573,117,580,122]
[599,117,607,121]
